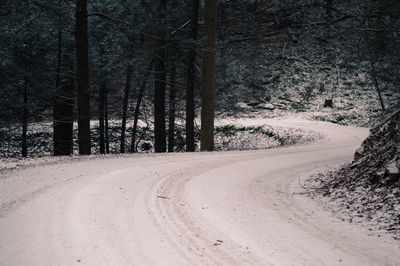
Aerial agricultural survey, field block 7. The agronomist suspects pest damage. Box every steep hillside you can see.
[306,108,400,239]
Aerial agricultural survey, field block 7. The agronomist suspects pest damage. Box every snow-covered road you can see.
[1,119,399,265]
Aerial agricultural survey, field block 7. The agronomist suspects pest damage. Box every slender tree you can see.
[200,0,217,151]
[22,68,28,158]
[131,60,153,153]
[104,88,110,153]
[168,59,176,152]
[75,0,91,155]
[153,0,167,152]
[53,6,63,155]
[120,64,132,153]
[98,81,106,154]
[53,54,75,156]
[186,0,199,152]
[54,5,74,156]
[54,0,75,156]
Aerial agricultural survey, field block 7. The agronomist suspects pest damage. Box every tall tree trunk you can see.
[98,82,105,154]
[76,0,91,155]
[200,0,217,151]
[54,71,74,155]
[131,60,153,153]
[54,3,74,156]
[120,64,132,153]
[219,1,227,83]
[168,61,176,152]
[53,91,74,155]
[22,76,28,158]
[186,0,199,152]
[153,0,167,153]
[104,88,110,153]
[54,13,62,154]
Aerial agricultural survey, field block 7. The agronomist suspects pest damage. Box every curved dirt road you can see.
[1,119,399,265]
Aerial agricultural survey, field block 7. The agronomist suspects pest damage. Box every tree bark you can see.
[104,88,110,153]
[120,64,132,153]
[168,60,176,152]
[53,95,74,155]
[219,1,227,83]
[54,55,75,155]
[200,0,217,151]
[185,0,199,152]
[153,0,167,153]
[22,76,28,158]
[53,14,62,154]
[76,0,91,155]
[131,60,153,153]
[54,2,74,156]
[98,82,105,154]
[53,74,74,155]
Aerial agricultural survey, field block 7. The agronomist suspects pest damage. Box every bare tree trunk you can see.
[104,89,110,153]
[153,0,167,153]
[22,76,28,158]
[76,0,91,155]
[200,0,217,151]
[98,82,105,154]
[120,64,132,153]
[168,61,176,152]
[54,76,74,155]
[53,13,62,154]
[54,2,74,156]
[186,0,199,152]
[131,60,153,153]
[219,1,227,83]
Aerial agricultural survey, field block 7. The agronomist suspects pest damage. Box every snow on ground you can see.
[302,109,400,241]
[303,170,400,240]
[1,119,400,265]
[0,114,324,157]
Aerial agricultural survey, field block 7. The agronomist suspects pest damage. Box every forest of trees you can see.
[0,0,399,157]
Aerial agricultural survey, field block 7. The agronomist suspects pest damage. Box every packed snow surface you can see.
[1,119,399,265]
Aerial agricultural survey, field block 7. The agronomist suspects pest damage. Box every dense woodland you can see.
[0,0,399,157]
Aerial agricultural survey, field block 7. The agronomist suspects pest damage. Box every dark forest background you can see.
[0,0,399,157]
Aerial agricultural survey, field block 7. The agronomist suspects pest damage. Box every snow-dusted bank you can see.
[1,119,399,265]
[304,110,400,241]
